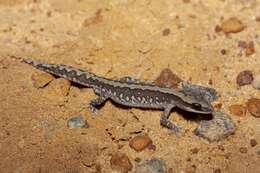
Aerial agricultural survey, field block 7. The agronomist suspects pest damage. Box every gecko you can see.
[23,58,214,133]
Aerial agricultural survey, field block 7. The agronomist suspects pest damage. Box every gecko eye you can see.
[191,103,202,109]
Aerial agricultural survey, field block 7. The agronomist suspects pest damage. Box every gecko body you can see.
[23,59,213,133]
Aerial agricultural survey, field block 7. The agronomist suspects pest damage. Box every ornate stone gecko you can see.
[23,59,214,133]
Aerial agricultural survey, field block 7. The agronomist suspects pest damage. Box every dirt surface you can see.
[0,0,260,172]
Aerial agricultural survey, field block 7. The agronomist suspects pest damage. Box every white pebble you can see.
[252,74,260,89]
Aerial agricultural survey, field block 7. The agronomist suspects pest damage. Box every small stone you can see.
[238,40,247,48]
[218,145,225,151]
[246,98,260,117]
[134,157,142,163]
[155,68,182,88]
[236,70,254,86]
[213,168,221,173]
[256,16,260,22]
[250,139,257,147]
[135,158,167,173]
[190,148,199,154]
[238,41,255,56]
[147,144,156,151]
[195,111,235,142]
[45,78,71,97]
[252,74,260,89]
[166,168,172,173]
[245,41,255,56]
[31,73,54,88]
[129,135,152,152]
[185,165,196,173]
[220,17,245,34]
[110,152,133,173]
[67,115,89,129]
[215,25,222,32]
[228,104,247,117]
[183,0,190,3]
[220,49,226,55]
[239,147,248,153]
[213,102,223,111]
[162,28,171,36]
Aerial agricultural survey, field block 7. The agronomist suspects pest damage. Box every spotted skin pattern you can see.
[23,58,214,133]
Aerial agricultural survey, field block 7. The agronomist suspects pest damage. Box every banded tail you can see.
[23,58,98,87]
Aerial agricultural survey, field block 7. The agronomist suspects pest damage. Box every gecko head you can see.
[175,94,214,114]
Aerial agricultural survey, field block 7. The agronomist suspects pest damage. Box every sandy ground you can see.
[0,0,260,172]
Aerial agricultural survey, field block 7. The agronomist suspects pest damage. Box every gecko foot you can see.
[88,96,108,116]
[88,104,99,116]
[160,117,182,134]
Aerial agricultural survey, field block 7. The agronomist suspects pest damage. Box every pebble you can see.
[250,139,257,147]
[246,98,260,118]
[213,168,221,173]
[220,17,245,34]
[184,165,196,173]
[129,135,153,152]
[236,70,254,86]
[168,168,173,173]
[228,104,247,117]
[110,152,133,173]
[45,78,71,97]
[245,41,255,56]
[238,41,255,56]
[239,147,248,154]
[162,28,171,36]
[67,115,89,129]
[213,102,223,111]
[31,72,54,88]
[135,158,167,173]
[256,16,260,22]
[195,111,235,142]
[154,68,182,88]
[190,148,199,154]
[252,74,260,89]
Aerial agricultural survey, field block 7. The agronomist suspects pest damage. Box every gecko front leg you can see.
[160,105,181,134]
[89,87,109,115]
[89,96,108,115]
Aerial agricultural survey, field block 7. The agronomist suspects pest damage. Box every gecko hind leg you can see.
[89,96,108,115]
[160,106,181,134]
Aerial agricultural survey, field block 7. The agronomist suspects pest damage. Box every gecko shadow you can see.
[104,100,213,122]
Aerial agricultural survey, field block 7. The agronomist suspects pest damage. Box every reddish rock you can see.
[129,135,152,152]
[236,70,254,86]
[250,139,257,147]
[155,68,182,88]
[228,104,247,117]
[245,41,255,56]
[110,152,132,173]
[246,98,260,118]
[162,28,171,36]
[190,148,199,154]
[220,17,245,33]
[213,168,222,173]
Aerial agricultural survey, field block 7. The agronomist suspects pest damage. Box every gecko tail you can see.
[22,58,43,67]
